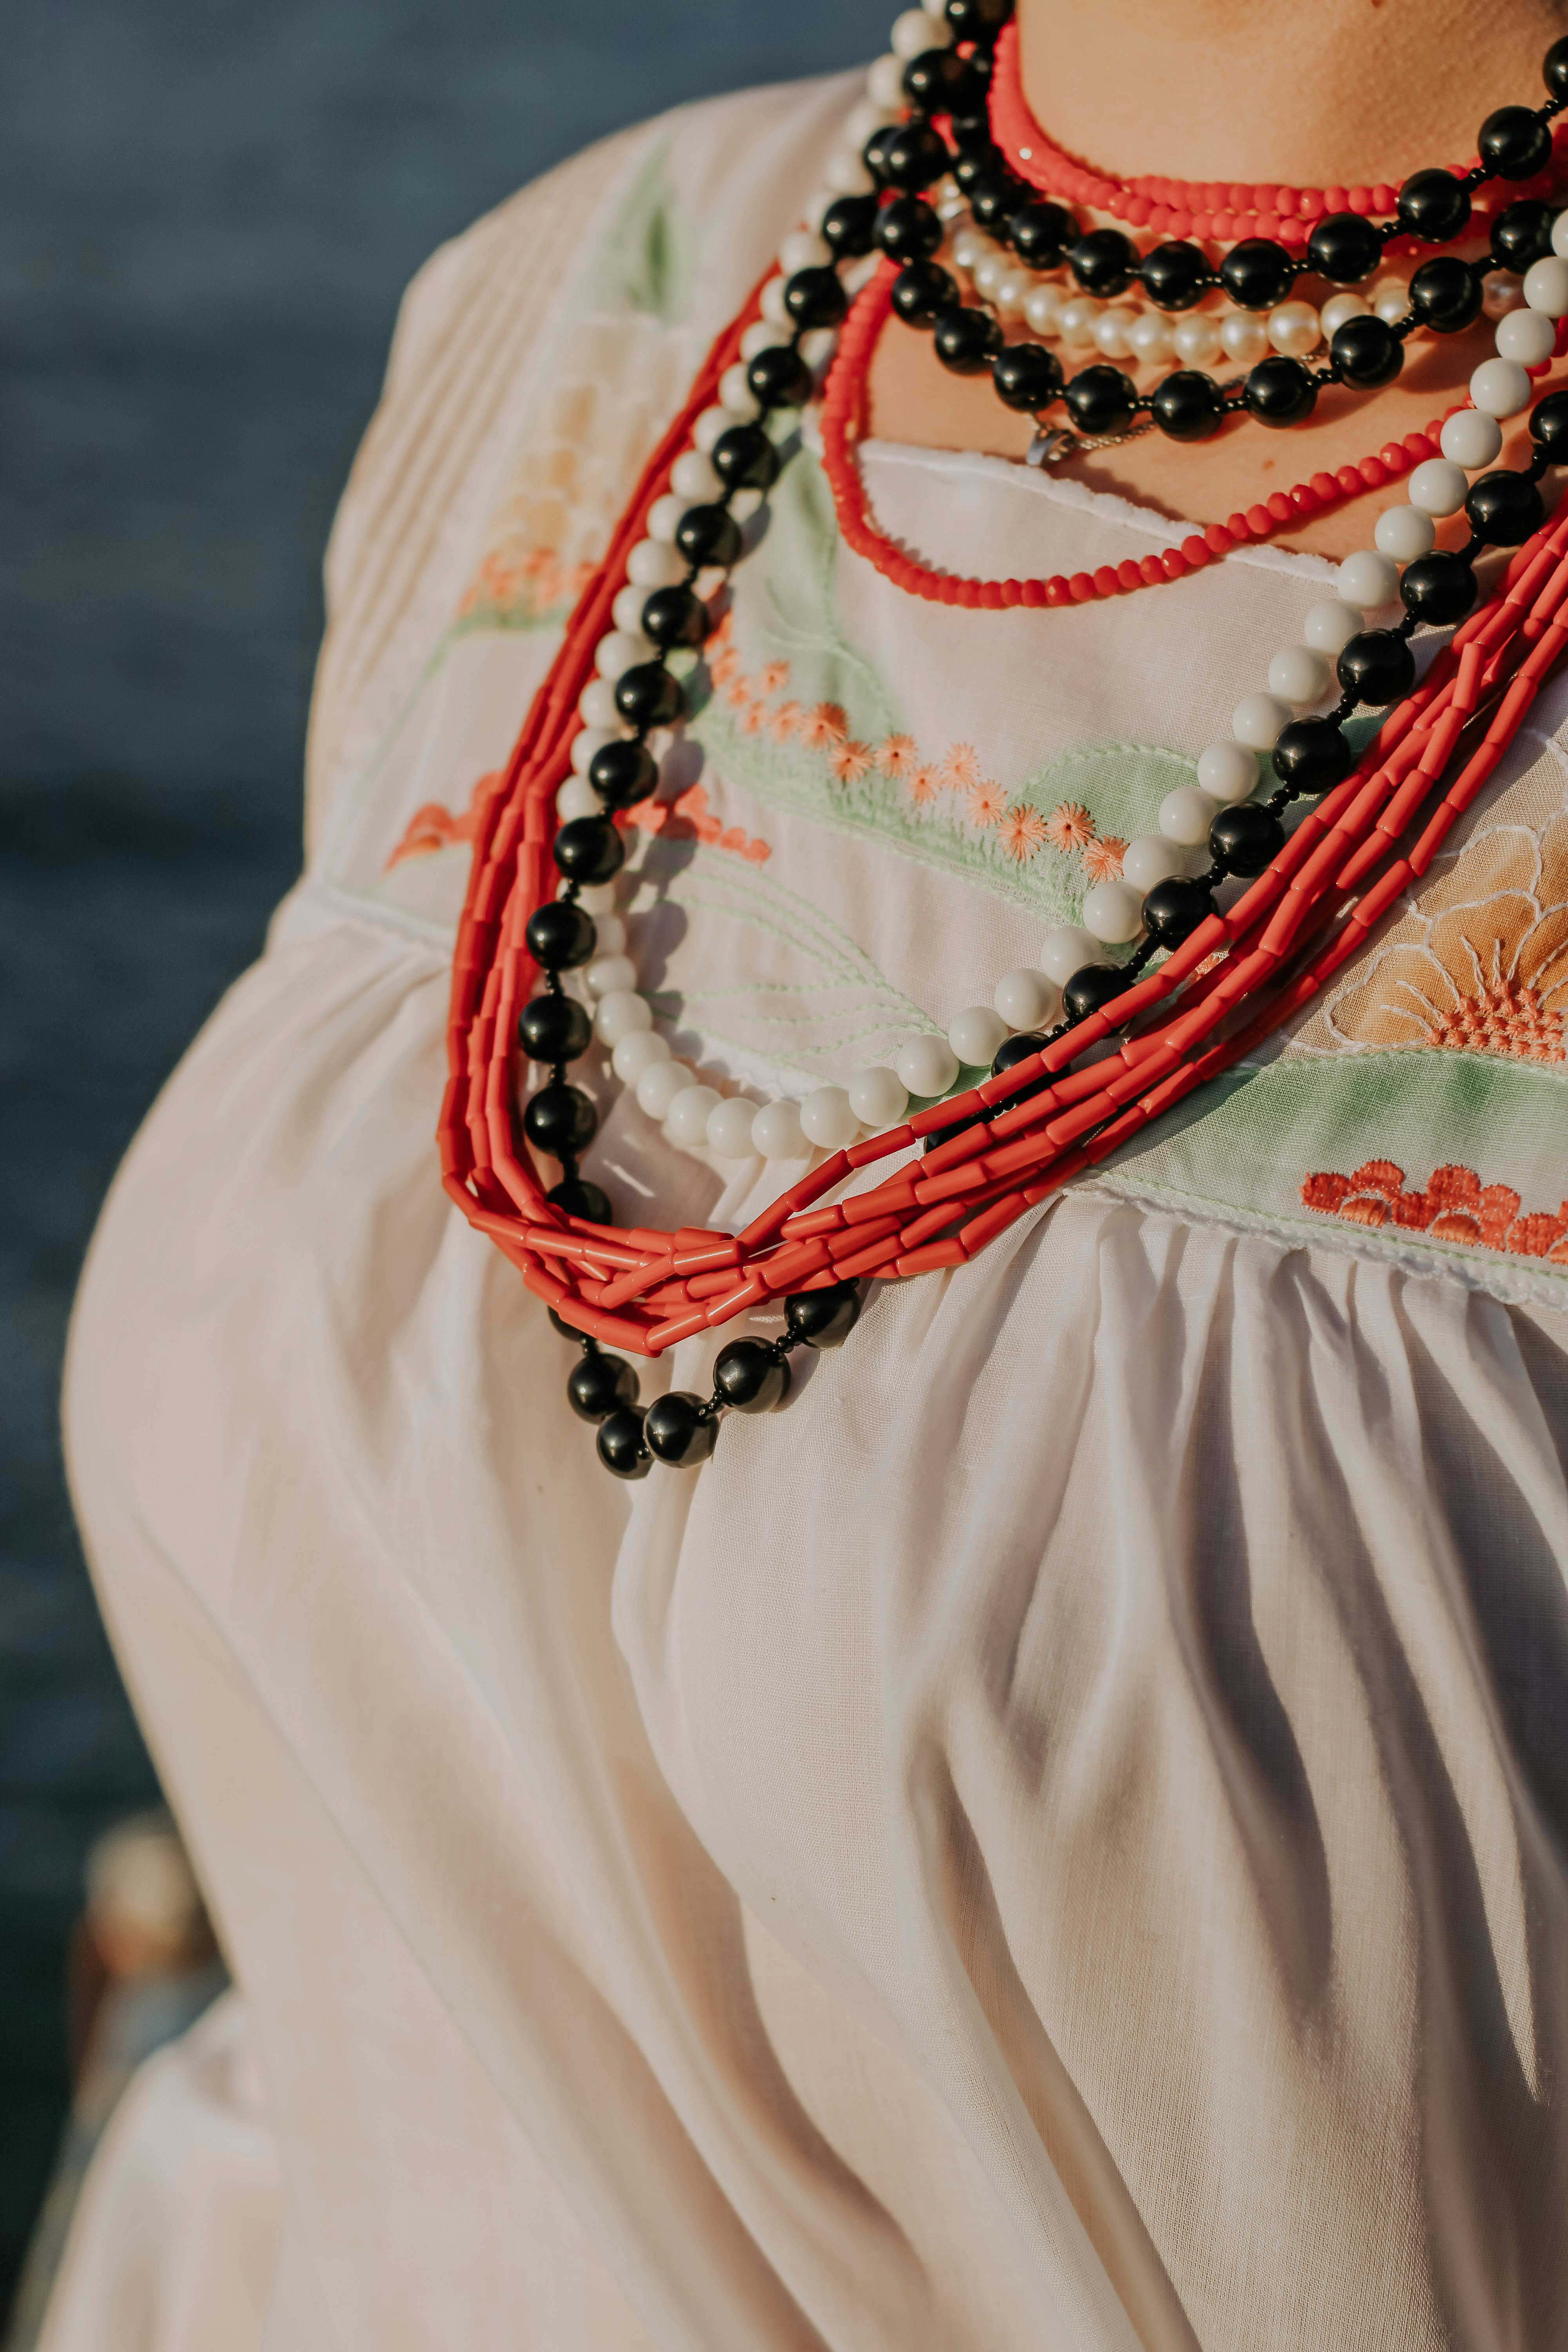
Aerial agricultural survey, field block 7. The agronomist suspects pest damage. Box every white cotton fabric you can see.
[46,71,1568,2352]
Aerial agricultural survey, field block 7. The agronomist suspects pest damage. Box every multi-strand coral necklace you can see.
[439,0,1568,1477]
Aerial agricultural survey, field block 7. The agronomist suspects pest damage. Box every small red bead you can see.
[1000,578,1024,606]
[1140,555,1166,586]
[1227,511,1253,541]
[1310,470,1339,501]
[1117,559,1143,591]
[1205,523,1235,554]
[1022,579,1047,606]
[1266,492,1292,524]
[1359,457,1388,488]
[1336,465,1363,495]
[1289,484,1318,516]
[1161,550,1189,580]
[1181,534,1212,566]
[1348,186,1372,214]
[1046,577,1072,606]
[1069,572,1096,603]
[1247,503,1273,536]
[980,580,1004,609]
[1093,565,1121,597]
[1378,443,1410,475]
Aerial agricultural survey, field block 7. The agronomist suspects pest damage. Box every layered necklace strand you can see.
[439,0,1568,1478]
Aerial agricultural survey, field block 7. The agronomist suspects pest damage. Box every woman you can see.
[47,0,1568,2343]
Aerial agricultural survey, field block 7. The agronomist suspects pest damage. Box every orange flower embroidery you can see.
[877,733,918,778]
[619,784,772,864]
[708,644,741,688]
[757,661,789,696]
[386,768,506,868]
[739,700,769,736]
[829,739,875,785]
[1000,804,1050,862]
[1082,835,1127,882]
[768,701,802,741]
[799,702,849,749]
[965,779,1008,829]
[1045,801,1096,853]
[906,765,942,806]
[1302,1160,1568,1259]
[942,742,981,791]
[724,675,754,710]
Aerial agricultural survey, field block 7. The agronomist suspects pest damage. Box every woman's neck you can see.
[1014,0,1568,188]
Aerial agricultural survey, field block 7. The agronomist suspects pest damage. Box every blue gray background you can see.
[0,0,888,2312]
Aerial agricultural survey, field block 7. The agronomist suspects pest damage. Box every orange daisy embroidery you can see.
[799,702,849,749]
[1302,1160,1568,1260]
[942,742,981,791]
[1000,805,1051,862]
[757,661,790,696]
[906,765,942,806]
[1045,801,1095,853]
[1082,835,1127,881]
[724,675,754,710]
[877,733,918,778]
[739,700,769,736]
[768,701,801,741]
[829,739,875,785]
[965,779,1008,829]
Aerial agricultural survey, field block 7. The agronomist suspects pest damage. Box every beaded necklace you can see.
[439,0,1568,1479]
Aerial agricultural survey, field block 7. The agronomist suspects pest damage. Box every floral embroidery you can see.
[906,764,942,806]
[1318,812,1568,1064]
[1045,802,1096,853]
[877,734,918,778]
[800,702,849,749]
[1082,835,1127,881]
[1302,1158,1568,1259]
[619,781,771,864]
[967,779,1008,829]
[941,742,981,792]
[457,549,595,632]
[829,739,875,785]
[1000,804,1050,861]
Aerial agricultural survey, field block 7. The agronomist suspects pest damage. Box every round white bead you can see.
[995,269,1033,321]
[950,226,989,271]
[1302,599,1363,654]
[579,677,621,728]
[718,362,762,419]
[635,1058,690,1120]
[593,989,652,1047]
[849,97,898,150]
[692,404,732,454]
[1024,283,1065,337]
[1555,213,1568,262]
[895,1033,960,1098]
[1496,307,1557,367]
[1408,458,1469,516]
[612,1029,669,1085]
[707,1096,762,1158]
[1374,503,1436,562]
[570,724,620,776]
[557,775,603,822]
[1267,645,1330,704]
[1218,310,1269,365]
[1039,924,1105,982]
[670,449,722,502]
[1439,409,1503,470]
[971,250,1007,299]
[585,954,637,1000]
[1266,299,1320,357]
[848,1065,909,1126]
[1093,307,1138,359]
[760,276,792,325]
[1319,292,1370,339]
[1470,357,1533,418]
[1482,269,1526,320]
[1337,550,1400,611]
[824,151,874,200]
[1196,742,1259,804]
[992,968,1059,1029]
[1128,310,1176,364]
[1231,692,1291,751]
[626,536,687,590]
[1160,783,1220,844]
[576,881,619,915]
[1058,295,1102,343]
[590,912,626,955]
[947,1005,1008,1066]
[666,1085,721,1147]
[615,585,650,633]
[646,493,687,542]
[1372,281,1410,326]
[1120,833,1187,893]
[866,52,906,109]
[752,1098,807,1159]
[892,6,946,53]
[1173,313,1224,368]
[1524,255,1568,318]
[739,319,788,361]
[799,1085,860,1149]
[595,629,652,678]
[1082,879,1145,944]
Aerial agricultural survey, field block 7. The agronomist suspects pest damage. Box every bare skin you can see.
[866,0,1568,555]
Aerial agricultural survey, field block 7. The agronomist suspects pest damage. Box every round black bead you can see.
[552,815,625,887]
[784,1282,861,1349]
[547,1174,612,1224]
[948,107,995,154]
[1068,227,1138,297]
[1142,877,1214,948]
[1408,255,1483,334]
[1396,168,1472,243]
[1305,211,1384,285]
[818,194,878,262]
[990,1030,1047,1074]
[613,662,683,730]
[1530,386,1568,458]
[873,194,944,263]
[1063,363,1138,435]
[548,1307,581,1341]
[868,120,949,192]
[1491,198,1556,273]
[1336,628,1416,707]
[588,738,657,811]
[1219,238,1296,310]
[639,584,707,650]
[675,504,742,568]
[1243,355,1318,429]
[902,47,985,116]
[566,1350,639,1423]
[1209,803,1285,875]
[596,1406,651,1479]
[712,1338,790,1414]
[891,260,959,325]
[1399,551,1478,625]
[862,125,901,187]
[1479,105,1553,181]
[968,169,1026,231]
[933,304,1004,374]
[1329,312,1404,389]
[952,147,1000,194]
[1271,717,1352,794]
[1547,34,1568,98]
[944,0,1011,36]
[1139,240,1212,311]
[644,1391,719,1466]
[1007,200,1074,270]
[523,1082,597,1159]
[1465,468,1545,546]
[711,423,779,492]
[782,266,848,330]
[518,991,592,1062]
[991,341,1064,412]
[525,898,596,971]
[1062,964,1133,1022]
[746,341,814,410]
[1150,368,1225,442]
